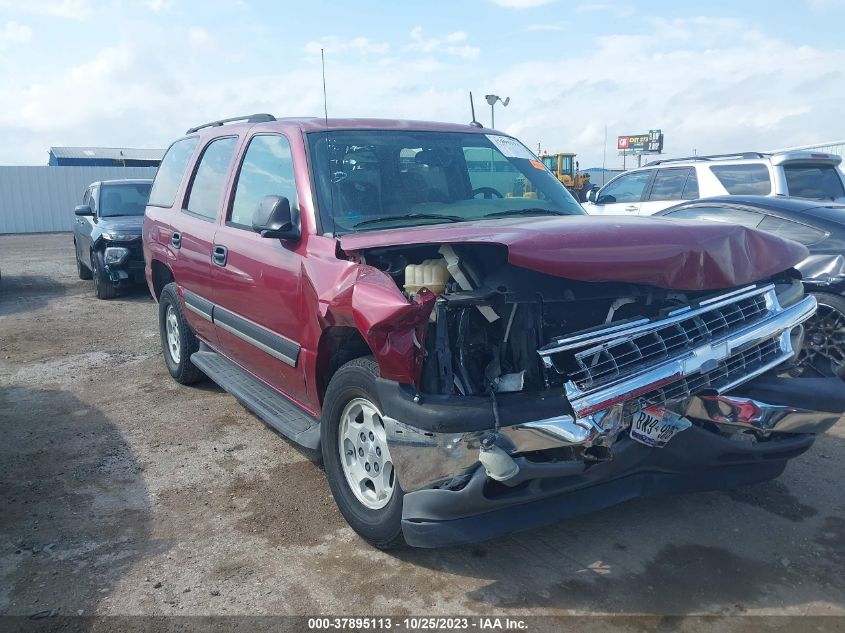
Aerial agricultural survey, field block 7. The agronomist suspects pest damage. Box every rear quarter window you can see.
[757,215,827,245]
[148,137,200,208]
[709,164,772,195]
[783,163,845,200]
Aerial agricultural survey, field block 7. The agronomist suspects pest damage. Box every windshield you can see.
[99,183,152,217]
[783,163,845,201]
[307,130,584,233]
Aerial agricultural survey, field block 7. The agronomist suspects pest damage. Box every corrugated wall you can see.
[0,166,158,234]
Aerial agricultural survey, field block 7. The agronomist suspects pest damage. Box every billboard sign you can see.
[617,129,664,153]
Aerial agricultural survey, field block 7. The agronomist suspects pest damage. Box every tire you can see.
[321,357,405,549]
[795,292,845,379]
[158,283,204,384]
[75,241,92,280]
[90,250,117,299]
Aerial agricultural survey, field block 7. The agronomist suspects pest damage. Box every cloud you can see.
[144,0,174,13]
[0,0,92,19]
[575,2,634,16]
[304,36,389,57]
[806,0,845,10]
[0,21,32,47]
[406,26,480,59]
[490,0,557,7]
[188,26,210,45]
[523,23,567,31]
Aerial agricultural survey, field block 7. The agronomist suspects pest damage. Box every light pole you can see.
[484,94,510,128]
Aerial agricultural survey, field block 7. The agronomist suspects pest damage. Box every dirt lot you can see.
[1,232,845,619]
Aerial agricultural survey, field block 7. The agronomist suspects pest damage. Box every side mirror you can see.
[585,188,597,204]
[252,195,300,241]
[74,205,94,216]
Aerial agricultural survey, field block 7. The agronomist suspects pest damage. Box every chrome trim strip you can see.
[184,301,212,322]
[564,294,817,418]
[539,284,775,356]
[214,319,298,367]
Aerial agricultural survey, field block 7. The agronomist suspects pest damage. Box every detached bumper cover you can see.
[385,375,845,548]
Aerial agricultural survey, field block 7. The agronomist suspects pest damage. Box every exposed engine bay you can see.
[350,241,822,491]
[360,242,800,398]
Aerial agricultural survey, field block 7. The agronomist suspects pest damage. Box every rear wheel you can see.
[795,292,845,379]
[158,283,204,384]
[75,241,92,280]
[321,357,404,549]
[90,250,117,299]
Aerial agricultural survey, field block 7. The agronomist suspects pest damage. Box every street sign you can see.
[618,129,664,154]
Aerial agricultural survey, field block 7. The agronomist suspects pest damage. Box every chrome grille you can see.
[552,290,769,391]
[636,338,782,408]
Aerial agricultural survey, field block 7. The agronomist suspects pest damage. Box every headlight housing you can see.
[103,233,141,241]
[103,246,130,266]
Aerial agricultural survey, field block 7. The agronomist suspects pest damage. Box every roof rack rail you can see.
[646,152,770,166]
[186,113,276,134]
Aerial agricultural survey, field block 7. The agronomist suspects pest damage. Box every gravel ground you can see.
[1,232,844,620]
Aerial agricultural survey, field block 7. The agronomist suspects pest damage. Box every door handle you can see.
[625,205,638,212]
[171,232,182,249]
[212,245,228,267]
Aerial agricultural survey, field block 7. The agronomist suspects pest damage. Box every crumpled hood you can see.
[339,215,809,291]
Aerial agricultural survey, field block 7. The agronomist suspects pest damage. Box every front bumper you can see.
[380,375,845,548]
[102,243,145,285]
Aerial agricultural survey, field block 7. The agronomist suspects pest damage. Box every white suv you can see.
[583,151,845,216]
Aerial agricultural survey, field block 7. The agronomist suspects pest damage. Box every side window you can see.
[597,170,653,204]
[757,215,827,245]
[648,168,691,202]
[148,137,200,208]
[185,136,238,221]
[82,189,91,205]
[710,164,772,195]
[663,205,764,228]
[229,135,298,228]
[89,186,99,215]
[783,164,845,200]
[682,170,699,199]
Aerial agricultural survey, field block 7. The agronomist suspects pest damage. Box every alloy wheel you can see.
[165,304,181,365]
[796,302,845,377]
[338,397,395,510]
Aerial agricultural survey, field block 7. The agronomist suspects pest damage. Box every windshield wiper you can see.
[352,213,466,228]
[483,208,567,219]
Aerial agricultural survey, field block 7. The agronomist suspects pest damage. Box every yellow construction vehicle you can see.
[540,152,592,201]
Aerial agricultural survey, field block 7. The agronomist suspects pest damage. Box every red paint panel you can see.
[339,215,808,291]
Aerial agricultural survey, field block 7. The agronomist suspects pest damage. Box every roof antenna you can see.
[469,92,482,128]
[321,48,338,238]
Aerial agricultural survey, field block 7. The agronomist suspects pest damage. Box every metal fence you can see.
[0,166,157,234]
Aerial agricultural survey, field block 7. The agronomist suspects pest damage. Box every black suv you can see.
[73,179,152,299]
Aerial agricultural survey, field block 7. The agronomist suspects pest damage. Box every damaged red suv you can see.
[143,114,844,548]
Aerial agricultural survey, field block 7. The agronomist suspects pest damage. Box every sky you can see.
[0,0,843,168]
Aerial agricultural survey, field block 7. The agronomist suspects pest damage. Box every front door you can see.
[588,169,653,215]
[211,133,308,405]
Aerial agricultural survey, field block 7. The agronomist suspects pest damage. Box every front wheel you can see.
[90,250,117,299]
[321,357,404,549]
[795,292,845,379]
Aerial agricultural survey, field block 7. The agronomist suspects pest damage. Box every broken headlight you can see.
[103,246,130,265]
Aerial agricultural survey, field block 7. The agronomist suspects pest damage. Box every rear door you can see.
[588,169,653,215]
[211,132,308,404]
[171,136,240,346]
[638,167,699,215]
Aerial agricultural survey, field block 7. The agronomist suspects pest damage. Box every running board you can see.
[191,345,321,450]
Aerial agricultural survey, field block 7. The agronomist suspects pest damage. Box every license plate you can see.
[630,406,691,448]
